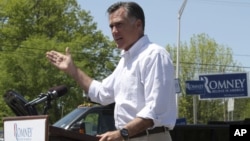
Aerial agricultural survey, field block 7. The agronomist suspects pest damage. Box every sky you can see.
[77,0,250,71]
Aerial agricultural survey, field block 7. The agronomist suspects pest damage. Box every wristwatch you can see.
[120,128,129,140]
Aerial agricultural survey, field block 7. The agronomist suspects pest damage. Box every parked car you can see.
[53,103,115,135]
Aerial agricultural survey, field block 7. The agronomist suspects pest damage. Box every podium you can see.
[3,115,99,141]
[49,126,99,141]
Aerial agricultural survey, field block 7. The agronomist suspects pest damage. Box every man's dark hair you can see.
[107,1,145,31]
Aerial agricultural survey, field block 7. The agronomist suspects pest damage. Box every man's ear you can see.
[135,19,142,28]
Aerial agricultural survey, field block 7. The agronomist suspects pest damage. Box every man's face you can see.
[109,7,142,51]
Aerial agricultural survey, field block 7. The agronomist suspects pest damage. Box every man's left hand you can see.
[97,130,123,141]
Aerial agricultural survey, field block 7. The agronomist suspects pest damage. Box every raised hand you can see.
[46,47,74,73]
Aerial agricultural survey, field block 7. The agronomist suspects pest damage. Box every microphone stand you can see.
[25,92,55,115]
[26,93,47,106]
[43,93,52,115]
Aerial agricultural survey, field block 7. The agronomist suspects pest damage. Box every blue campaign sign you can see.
[199,73,249,99]
[185,80,204,95]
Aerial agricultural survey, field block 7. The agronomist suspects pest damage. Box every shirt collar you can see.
[120,35,150,58]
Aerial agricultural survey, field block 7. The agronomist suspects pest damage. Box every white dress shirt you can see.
[88,35,177,130]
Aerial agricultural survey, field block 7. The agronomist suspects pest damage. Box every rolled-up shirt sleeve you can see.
[88,75,115,105]
[136,51,177,129]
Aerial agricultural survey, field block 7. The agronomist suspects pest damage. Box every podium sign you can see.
[3,115,48,141]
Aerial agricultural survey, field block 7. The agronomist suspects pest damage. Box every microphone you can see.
[25,85,68,106]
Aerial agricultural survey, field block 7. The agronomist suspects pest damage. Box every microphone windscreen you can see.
[49,85,68,97]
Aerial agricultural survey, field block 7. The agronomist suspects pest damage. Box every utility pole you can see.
[176,0,187,118]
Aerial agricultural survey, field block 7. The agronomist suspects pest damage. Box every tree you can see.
[166,33,244,124]
[0,0,118,124]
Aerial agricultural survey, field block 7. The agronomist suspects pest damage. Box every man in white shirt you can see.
[46,1,176,141]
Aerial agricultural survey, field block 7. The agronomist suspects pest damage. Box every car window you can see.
[69,108,116,136]
[97,109,116,134]
[83,113,99,135]
[68,111,100,135]
[53,108,88,128]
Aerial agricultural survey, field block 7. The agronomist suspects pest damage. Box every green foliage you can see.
[0,0,118,125]
[166,33,245,124]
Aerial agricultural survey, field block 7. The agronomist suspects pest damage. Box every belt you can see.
[130,126,169,139]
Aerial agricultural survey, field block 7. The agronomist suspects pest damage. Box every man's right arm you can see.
[68,66,93,93]
[46,47,93,93]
